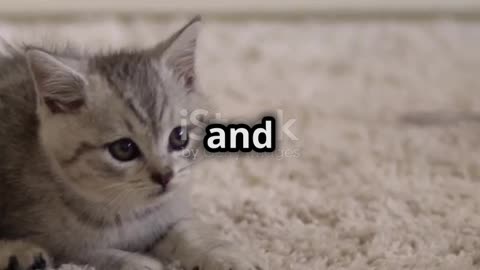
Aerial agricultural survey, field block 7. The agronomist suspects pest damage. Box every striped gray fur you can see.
[0,16,264,270]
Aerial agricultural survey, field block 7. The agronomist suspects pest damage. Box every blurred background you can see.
[2,1,480,270]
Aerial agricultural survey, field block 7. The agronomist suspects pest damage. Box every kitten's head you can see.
[26,17,206,209]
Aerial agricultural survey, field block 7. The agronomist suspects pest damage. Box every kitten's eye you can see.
[107,138,141,162]
[169,126,189,151]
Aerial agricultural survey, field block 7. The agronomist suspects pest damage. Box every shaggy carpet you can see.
[1,17,480,270]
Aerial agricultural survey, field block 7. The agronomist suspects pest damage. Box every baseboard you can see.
[0,0,479,19]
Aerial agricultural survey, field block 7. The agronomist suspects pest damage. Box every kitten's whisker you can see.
[106,188,131,208]
[178,163,194,173]
[99,182,130,192]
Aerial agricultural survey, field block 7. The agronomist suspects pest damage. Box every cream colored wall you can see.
[0,0,479,17]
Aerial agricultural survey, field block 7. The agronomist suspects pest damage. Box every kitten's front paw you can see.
[192,246,264,270]
[0,241,52,270]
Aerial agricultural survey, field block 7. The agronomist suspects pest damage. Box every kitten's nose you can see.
[151,168,174,189]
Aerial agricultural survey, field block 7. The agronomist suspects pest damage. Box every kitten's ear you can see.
[157,16,202,90]
[0,36,20,57]
[26,49,86,114]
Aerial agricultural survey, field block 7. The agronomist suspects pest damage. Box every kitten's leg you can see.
[0,240,52,270]
[73,249,164,270]
[151,219,264,270]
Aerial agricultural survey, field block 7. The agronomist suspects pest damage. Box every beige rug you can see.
[1,17,480,270]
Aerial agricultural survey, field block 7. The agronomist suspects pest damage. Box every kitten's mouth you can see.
[149,188,167,198]
[160,185,169,194]
[148,184,175,198]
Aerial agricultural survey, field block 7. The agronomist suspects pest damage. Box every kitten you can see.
[0,17,263,270]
